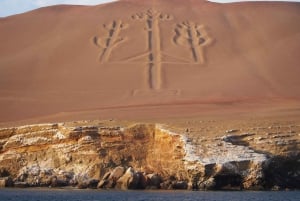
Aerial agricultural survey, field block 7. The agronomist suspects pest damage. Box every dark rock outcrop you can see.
[0,177,13,188]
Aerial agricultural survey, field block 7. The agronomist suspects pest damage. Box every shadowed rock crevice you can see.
[263,154,300,190]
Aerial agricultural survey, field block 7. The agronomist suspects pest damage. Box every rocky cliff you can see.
[0,121,299,190]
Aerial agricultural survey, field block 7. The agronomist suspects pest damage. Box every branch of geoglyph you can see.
[94,20,129,63]
[132,9,173,21]
[174,22,211,47]
[131,12,146,20]
[94,20,128,49]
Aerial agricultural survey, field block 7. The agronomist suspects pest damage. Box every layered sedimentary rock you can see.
[0,122,299,190]
[0,123,186,189]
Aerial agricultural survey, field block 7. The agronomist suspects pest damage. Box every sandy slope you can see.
[0,0,300,125]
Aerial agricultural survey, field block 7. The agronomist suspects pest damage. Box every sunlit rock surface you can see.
[0,121,299,190]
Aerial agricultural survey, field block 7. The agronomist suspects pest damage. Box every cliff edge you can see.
[0,120,299,190]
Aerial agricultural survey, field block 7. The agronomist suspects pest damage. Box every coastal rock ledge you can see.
[0,122,299,190]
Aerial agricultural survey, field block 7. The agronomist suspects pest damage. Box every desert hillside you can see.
[0,0,300,125]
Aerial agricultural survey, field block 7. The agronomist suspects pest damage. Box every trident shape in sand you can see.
[131,9,173,90]
[93,10,212,92]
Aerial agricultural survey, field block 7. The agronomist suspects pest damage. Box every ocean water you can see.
[0,189,299,201]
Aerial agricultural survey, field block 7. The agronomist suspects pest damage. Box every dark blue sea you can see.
[0,189,299,201]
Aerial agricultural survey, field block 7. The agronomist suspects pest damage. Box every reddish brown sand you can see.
[0,0,300,127]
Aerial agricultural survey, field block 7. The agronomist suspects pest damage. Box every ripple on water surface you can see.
[0,189,299,201]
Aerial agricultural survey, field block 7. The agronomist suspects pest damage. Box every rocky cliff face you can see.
[0,121,299,190]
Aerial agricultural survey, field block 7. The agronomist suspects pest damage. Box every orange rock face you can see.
[0,123,188,188]
[0,121,299,190]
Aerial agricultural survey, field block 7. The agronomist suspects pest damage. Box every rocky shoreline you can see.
[0,122,299,190]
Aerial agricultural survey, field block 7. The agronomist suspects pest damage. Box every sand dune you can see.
[0,0,300,125]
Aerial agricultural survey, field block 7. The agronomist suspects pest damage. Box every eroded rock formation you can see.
[0,122,299,190]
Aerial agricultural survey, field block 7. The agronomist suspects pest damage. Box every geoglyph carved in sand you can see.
[174,22,212,64]
[93,20,129,63]
[130,9,172,90]
[93,9,212,90]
